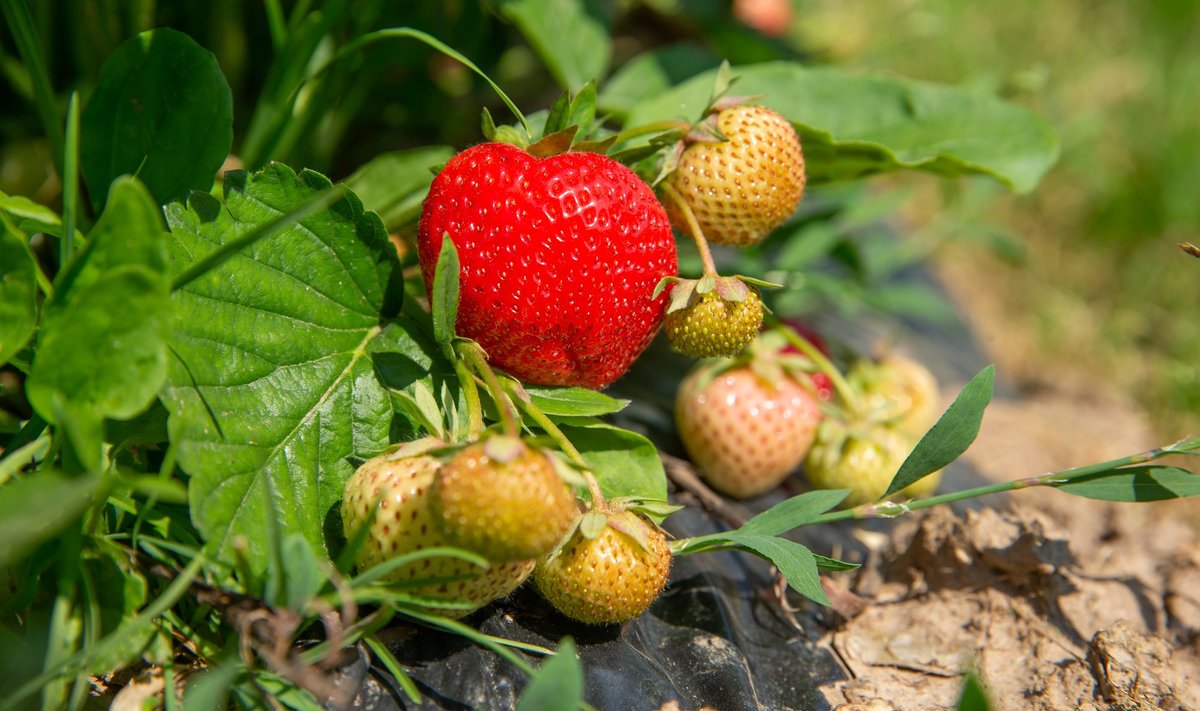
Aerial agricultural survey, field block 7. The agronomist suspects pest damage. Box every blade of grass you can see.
[170,184,346,291]
[0,0,63,176]
[398,608,538,675]
[61,92,80,265]
[364,634,421,703]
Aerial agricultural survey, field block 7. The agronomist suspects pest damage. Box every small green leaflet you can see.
[1054,466,1200,502]
[559,423,667,503]
[0,470,104,567]
[731,535,829,606]
[956,672,993,711]
[344,146,454,229]
[431,234,460,355]
[26,178,170,432]
[886,365,995,497]
[737,489,850,537]
[515,638,584,711]
[0,217,37,365]
[520,385,629,417]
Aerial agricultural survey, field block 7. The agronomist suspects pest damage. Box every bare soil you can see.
[816,353,1200,709]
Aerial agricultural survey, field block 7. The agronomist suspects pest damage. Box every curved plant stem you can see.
[502,381,588,469]
[451,358,484,440]
[459,343,520,438]
[612,119,689,146]
[670,438,1200,555]
[661,182,718,277]
[765,313,860,416]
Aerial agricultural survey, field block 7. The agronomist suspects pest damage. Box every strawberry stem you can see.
[765,314,860,417]
[612,119,690,146]
[458,342,520,438]
[661,182,719,277]
[498,378,610,508]
[502,380,589,469]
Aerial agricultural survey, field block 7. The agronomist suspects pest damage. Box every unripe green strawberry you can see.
[534,511,671,625]
[432,437,579,563]
[675,361,822,498]
[663,277,764,358]
[665,105,806,247]
[804,422,941,507]
[341,441,533,617]
[851,354,941,439]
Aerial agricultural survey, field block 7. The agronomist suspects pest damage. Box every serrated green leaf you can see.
[626,62,1059,193]
[731,535,829,606]
[161,163,402,572]
[521,386,629,417]
[737,489,850,537]
[558,423,667,502]
[0,471,104,568]
[499,0,611,91]
[886,365,995,497]
[1054,466,1200,503]
[344,146,454,229]
[516,638,582,711]
[0,217,37,365]
[81,28,233,208]
[431,235,460,352]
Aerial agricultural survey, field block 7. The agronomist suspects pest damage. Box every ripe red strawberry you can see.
[804,421,941,507]
[534,511,671,625]
[664,105,805,247]
[663,277,764,358]
[418,142,677,389]
[341,441,533,617]
[432,437,579,563]
[675,361,823,498]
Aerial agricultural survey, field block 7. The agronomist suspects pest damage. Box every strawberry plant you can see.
[1,2,1197,709]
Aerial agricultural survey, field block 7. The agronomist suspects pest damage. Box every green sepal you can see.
[578,510,608,540]
[527,125,579,158]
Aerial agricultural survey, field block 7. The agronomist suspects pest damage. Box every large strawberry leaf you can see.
[162,164,402,573]
[81,28,232,209]
[624,61,1059,193]
[498,0,611,91]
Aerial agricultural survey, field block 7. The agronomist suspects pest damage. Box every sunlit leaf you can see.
[887,365,994,496]
[162,164,402,571]
[626,62,1059,192]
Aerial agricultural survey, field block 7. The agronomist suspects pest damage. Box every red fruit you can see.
[675,363,823,498]
[418,142,677,389]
